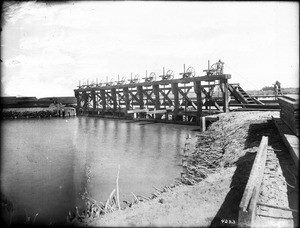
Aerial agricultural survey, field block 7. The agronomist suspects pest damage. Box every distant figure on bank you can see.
[274,83,278,98]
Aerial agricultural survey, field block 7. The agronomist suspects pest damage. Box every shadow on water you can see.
[210,119,298,227]
[138,122,157,125]
[191,128,201,132]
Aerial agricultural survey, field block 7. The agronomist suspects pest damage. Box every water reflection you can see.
[1,117,198,225]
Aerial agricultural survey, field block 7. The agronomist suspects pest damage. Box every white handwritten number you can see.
[221,219,236,224]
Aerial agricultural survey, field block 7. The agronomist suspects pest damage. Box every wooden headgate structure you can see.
[74,70,231,125]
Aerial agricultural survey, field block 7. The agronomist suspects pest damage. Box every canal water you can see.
[1,117,199,225]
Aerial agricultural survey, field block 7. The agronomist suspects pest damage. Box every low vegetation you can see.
[1,110,58,119]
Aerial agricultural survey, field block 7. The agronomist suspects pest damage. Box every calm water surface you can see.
[1,117,198,225]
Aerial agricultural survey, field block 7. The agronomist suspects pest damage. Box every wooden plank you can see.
[128,89,141,104]
[228,84,248,104]
[273,117,299,169]
[153,85,161,110]
[248,138,268,226]
[75,91,81,112]
[91,90,96,110]
[127,109,149,114]
[147,109,167,114]
[178,89,197,110]
[201,87,222,111]
[194,81,202,124]
[159,88,173,106]
[171,83,180,121]
[137,86,144,110]
[178,86,194,89]
[74,74,232,92]
[111,88,117,113]
[230,104,280,109]
[123,88,130,114]
[278,96,299,136]
[82,91,88,110]
[278,97,299,109]
[251,97,265,105]
[143,91,156,105]
[278,100,298,113]
[238,136,268,227]
[232,108,280,112]
[222,79,229,112]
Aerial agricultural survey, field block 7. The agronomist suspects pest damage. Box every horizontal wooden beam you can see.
[147,109,167,114]
[74,74,231,92]
[127,109,149,114]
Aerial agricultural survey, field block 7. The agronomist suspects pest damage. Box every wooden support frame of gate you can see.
[74,74,231,124]
[194,81,202,125]
[75,91,80,115]
[137,86,144,118]
[91,90,96,113]
[153,84,161,119]
[123,87,130,117]
[171,83,180,122]
[100,89,106,114]
[222,78,229,112]
[111,88,117,116]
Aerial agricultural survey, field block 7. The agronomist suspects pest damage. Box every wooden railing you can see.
[238,136,268,227]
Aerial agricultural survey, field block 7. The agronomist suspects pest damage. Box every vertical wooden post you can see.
[181,136,190,179]
[201,117,206,131]
[96,90,101,115]
[100,89,106,115]
[153,84,160,119]
[137,86,144,118]
[171,83,179,122]
[91,90,96,114]
[111,88,117,116]
[75,91,80,115]
[82,91,88,114]
[123,87,130,117]
[194,81,202,125]
[222,79,229,113]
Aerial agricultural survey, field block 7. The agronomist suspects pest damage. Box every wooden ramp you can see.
[228,84,260,105]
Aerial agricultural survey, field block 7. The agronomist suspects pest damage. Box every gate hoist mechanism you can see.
[203,60,224,76]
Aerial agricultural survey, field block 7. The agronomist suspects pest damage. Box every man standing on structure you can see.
[274,82,278,98]
[216,59,224,75]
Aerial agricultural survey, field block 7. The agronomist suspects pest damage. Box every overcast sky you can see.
[1,1,299,98]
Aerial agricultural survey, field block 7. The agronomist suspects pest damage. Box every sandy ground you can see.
[86,167,236,227]
[72,111,298,227]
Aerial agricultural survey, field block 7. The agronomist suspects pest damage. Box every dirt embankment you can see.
[71,111,298,227]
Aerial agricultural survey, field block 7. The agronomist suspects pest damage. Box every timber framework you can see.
[74,61,239,125]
